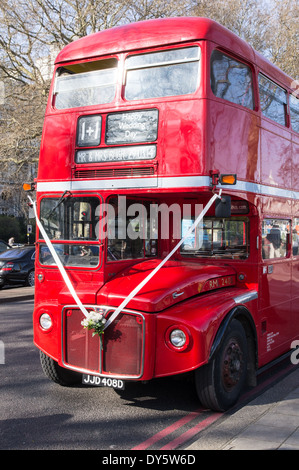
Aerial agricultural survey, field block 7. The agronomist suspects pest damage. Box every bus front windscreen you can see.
[39,196,101,267]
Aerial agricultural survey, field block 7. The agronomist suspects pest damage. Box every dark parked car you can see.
[0,239,10,254]
[0,245,35,288]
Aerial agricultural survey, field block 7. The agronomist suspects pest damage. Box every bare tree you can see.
[266,0,298,78]
[125,0,192,21]
[0,80,44,216]
[192,0,298,78]
[0,0,131,88]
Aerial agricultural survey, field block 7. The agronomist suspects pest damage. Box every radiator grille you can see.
[63,307,144,378]
[74,166,155,179]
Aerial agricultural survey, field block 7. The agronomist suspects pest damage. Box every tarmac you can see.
[187,366,299,450]
[0,284,35,303]
[1,285,299,450]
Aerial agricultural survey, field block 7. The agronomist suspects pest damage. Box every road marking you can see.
[160,413,222,450]
[131,408,204,450]
[132,363,297,450]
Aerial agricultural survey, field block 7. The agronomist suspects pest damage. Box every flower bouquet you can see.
[81,310,107,337]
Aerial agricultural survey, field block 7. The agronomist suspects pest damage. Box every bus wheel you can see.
[195,319,247,411]
[40,351,82,386]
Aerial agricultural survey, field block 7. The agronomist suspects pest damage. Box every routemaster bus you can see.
[25,17,299,412]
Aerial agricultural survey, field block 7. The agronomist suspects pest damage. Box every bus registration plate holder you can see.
[82,374,125,390]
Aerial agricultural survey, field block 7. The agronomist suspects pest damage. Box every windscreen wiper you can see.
[46,190,72,219]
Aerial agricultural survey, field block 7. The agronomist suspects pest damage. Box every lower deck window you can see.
[262,219,290,259]
[106,197,158,261]
[181,217,249,259]
[39,195,101,267]
[39,243,99,267]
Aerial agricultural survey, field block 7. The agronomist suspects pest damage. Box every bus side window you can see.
[258,74,287,126]
[290,95,299,134]
[293,218,299,256]
[262,219,290,259]
[210,50,254,110]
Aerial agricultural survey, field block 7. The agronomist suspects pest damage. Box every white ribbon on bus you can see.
[28,191,221,330]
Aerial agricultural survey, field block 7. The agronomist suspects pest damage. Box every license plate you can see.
[82,374,125,390]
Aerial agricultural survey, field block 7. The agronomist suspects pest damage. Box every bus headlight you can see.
[170,329,186,347]
[39,313,53,331]
[165,326,191,352]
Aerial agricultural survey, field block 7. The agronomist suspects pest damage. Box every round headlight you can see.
[39,313,52,330]
[165,325,192,352]
[170,329,187,348]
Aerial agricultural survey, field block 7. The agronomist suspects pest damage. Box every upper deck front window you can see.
[124,46,200,100]
[54,58,118,109]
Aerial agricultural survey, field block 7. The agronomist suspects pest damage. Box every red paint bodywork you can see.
[33,17,299,381]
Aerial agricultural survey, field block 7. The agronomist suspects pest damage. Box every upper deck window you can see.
[124,46,200,101]
[290,94,299,133]
[54,58,118,109]
[210,51,254,109]
[258,74,287,126]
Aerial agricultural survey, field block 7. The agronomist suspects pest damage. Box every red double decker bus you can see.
[27,17,299,411]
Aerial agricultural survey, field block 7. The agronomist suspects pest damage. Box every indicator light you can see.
[220,174,237,185]
[23,182,36,191]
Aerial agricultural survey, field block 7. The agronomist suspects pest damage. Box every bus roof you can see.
[55,16,293,89]
[55,16,255,64]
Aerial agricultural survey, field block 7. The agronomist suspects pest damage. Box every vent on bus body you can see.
[74,166,156,179]
[62,308,144,378]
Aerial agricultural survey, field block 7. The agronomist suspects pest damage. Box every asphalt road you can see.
[0,298,211,451]
[1,296,298,453]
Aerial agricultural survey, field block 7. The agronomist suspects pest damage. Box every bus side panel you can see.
[38,114,75,183]
[260,118,292,189]
[207,99,261,184]
[161,99,207,178]
[258,260,292,365]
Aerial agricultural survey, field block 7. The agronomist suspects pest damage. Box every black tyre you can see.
[40,351,82,386]
[195,319,247,411]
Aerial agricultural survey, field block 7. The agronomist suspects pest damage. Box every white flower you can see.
[81,309,107,337]
[88,311,103,322]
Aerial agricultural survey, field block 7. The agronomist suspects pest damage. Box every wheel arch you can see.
[209,306,258,387]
